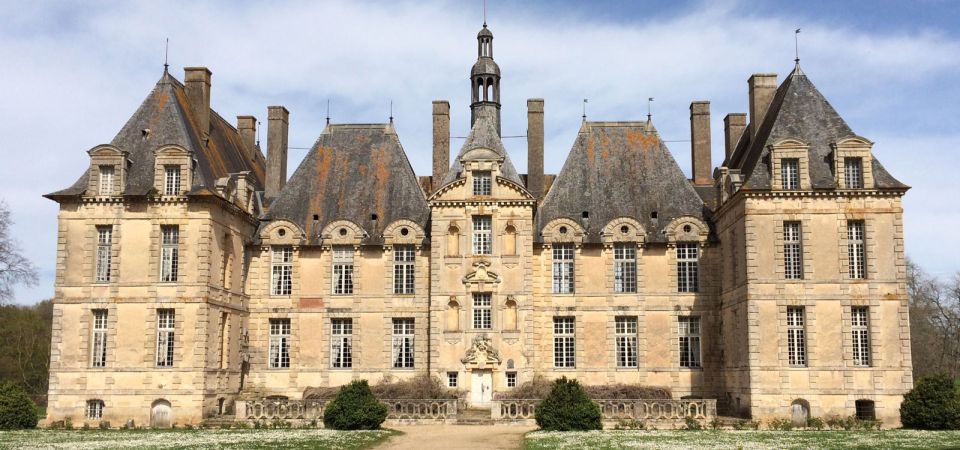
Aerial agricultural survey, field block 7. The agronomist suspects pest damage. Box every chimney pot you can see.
[266,106,289,199]
[431,101,450,192]
[748,73,777,139]
[184,67,212,139]
[689,101,712,186]
[527,98,545,200]
[723,113,747,162]
[237,116,257,156]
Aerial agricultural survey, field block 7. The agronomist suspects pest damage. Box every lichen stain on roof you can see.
[48,71,265,199]
[266,124,429,245]
[537,121,707,244]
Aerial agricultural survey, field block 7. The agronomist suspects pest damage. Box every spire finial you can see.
[794,28,801,65]
[389,100,394,124]
[163,37,169,72]
[647,97,654,121]
[483,0,487,27]
[325,99,331,125]
[582,98,588,122]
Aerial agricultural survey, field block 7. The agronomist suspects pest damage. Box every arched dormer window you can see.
[153,146,192,197]
[86,145,129,197]
[831,136,875,190]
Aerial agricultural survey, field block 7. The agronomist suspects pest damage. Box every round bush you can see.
[535,377,602,431]
[0,382,38,429]
[900,374,960,430]
[323,380,388,430]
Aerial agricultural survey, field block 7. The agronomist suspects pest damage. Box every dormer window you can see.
[781,158,799,190]
[844,157,863,189]
[164,166,181,196]
[98,165,115,196]
[473,171,491,196]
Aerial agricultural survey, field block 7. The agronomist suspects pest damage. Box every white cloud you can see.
[1,0,958,303]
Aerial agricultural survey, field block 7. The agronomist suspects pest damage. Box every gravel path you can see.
[378,425,536,450]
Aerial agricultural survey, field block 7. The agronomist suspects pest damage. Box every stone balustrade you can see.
[491,398,717,423]
[235,398,458,423]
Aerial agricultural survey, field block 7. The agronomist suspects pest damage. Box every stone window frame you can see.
[774,216,813,282]
[472,215,493,255]
[268,317,292,369]
[843,219,868,280]
[506,371,517,388]
[601,217,646,294]
[542,218,584,296]
[93,225,115,284]
[614,316,639,368]
[85,145,128,198]
[331,245,355,295]
[472,170,492,196]
[664,216,710,294]
[330,318,353,369]
[391,318,416,369]
[831,136,874,190]
[769,138,812,191]
[153,145,193,197]
[447,372,459,388]
[471,292,493,330]
[678,315,702,368]
[259,220,305,298]
[553,316,576,369]
[159,225,180,283]
[86,399,105,420]
[90,308,109,368]
[155,308,176,368]
[786,306,808,368]
[383,220,426,296]
[850,306,871,367]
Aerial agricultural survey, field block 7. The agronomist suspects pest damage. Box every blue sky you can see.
[1,0,958,304]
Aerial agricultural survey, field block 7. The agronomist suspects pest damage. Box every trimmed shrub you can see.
[807,416,825,430]
[0,382,38,429]
[534,377,602,431]
[683,416,703,430]
[766,417,793,431]
[900,374,960,430]
[322,380,388,430]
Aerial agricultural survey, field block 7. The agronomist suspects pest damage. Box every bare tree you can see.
[0,200,38,304]
[908,258,960,379]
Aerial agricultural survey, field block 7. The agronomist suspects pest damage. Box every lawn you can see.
[0,428,396,450]
[525,429,960,450]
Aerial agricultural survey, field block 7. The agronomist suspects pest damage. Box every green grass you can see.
[0,428,397,450]
[525,429,960,450]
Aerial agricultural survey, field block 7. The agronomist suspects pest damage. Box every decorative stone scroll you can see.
[460,334,502,369]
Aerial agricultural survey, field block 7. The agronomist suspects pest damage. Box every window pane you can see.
[845,157,863,189]
[156,309,176,367]
[271,246,293,295]
[333,246,354,294]
[678,316,701,368]
[472,216,492,255]
[269,318,291,368]
[552,244,575,294]
[614,243,637,293]
[852,307,871,367]
[847,221,866,279]
[677,243,699,293]
[392,318,415,368]
[331,318,353,368]
[95,226,113,283]
[553,317,575,368]
[781,158,799,190]
[393,245,415,294]
[99,165,114,196]
[784,222,803,280]
[787,307,807,367]
[615,316,638,367]
[160,226,179,282]
[164,166,181,196]
[473,171,492,196]
[472,293,492,329]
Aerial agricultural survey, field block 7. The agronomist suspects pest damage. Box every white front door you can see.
[470,370,493,407]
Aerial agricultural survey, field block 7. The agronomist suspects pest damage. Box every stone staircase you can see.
[201,414,237,428]
[457,408,494,425]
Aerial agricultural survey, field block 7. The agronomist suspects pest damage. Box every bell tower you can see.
[470,23,502,135]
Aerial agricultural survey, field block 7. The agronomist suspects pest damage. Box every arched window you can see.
[855,399,876,420]
[504,298,518,331]
[791,399,810,426]
[447,225,460,257]
[446,300,460,331]
[504,225,517,256]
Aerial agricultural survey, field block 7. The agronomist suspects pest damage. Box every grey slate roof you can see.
[537,121,708,243]
[439,113,524,187]
[729,66,906,190]
[264,123,429,245]
[47,71,265,199]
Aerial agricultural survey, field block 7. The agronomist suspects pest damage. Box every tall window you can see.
[844,157,864,189]
[615,316,638,368]
[472,216,492,255]
[553,317,575,368]
[851,307,871,367]
[847,221,866,279]
[393,245,415,294]
[676,243,699,293]
[784,222,803,280]
[99,165,114,196]
[678,316,702,368]
[269,318,291,369]
[506,372,517,388]
[473,171,491,196]
[472,293,492,329]
[331,319,353,369]
[781,158,799,190]
[95,226,112,283]
[392,318,415,368]
[155,309,175,367]
[614,243,637,293]
[218,312,228,369]
[160,225,179,282]
[86,400,104,420]
[332,246,354,295]
[552,244,575,294]
[270,246,293,296]
[787,307,807,367]
[164,165,181,196]
[90,309,108,368]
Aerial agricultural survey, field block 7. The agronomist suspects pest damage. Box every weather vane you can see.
[582,99,588,121]
[647,97,654,121]
[795,28,801,64]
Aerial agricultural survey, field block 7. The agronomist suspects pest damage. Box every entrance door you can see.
[470,370,493,407]
[150,400,172,428]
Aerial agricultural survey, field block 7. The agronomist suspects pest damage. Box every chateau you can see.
[44,23,912,427]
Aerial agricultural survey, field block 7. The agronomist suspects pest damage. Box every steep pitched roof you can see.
[265,123,429,245]
[537,121,708,243]
[730,66,906,190]
[440,114,524,187]
[48,71,266,198]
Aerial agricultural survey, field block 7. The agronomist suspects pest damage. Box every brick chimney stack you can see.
[237,116,257,155]
[266,106,289,200]
[184,67,212,140]
[748,73,777,139]
[690,101,712,185]
[432,101,450,192]
[723,113,747,162]
[527,99,545,200]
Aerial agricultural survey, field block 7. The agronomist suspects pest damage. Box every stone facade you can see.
[45,23,911,428]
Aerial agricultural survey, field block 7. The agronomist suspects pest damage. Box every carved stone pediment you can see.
[462,261,501,287]
[461,334,502,369]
